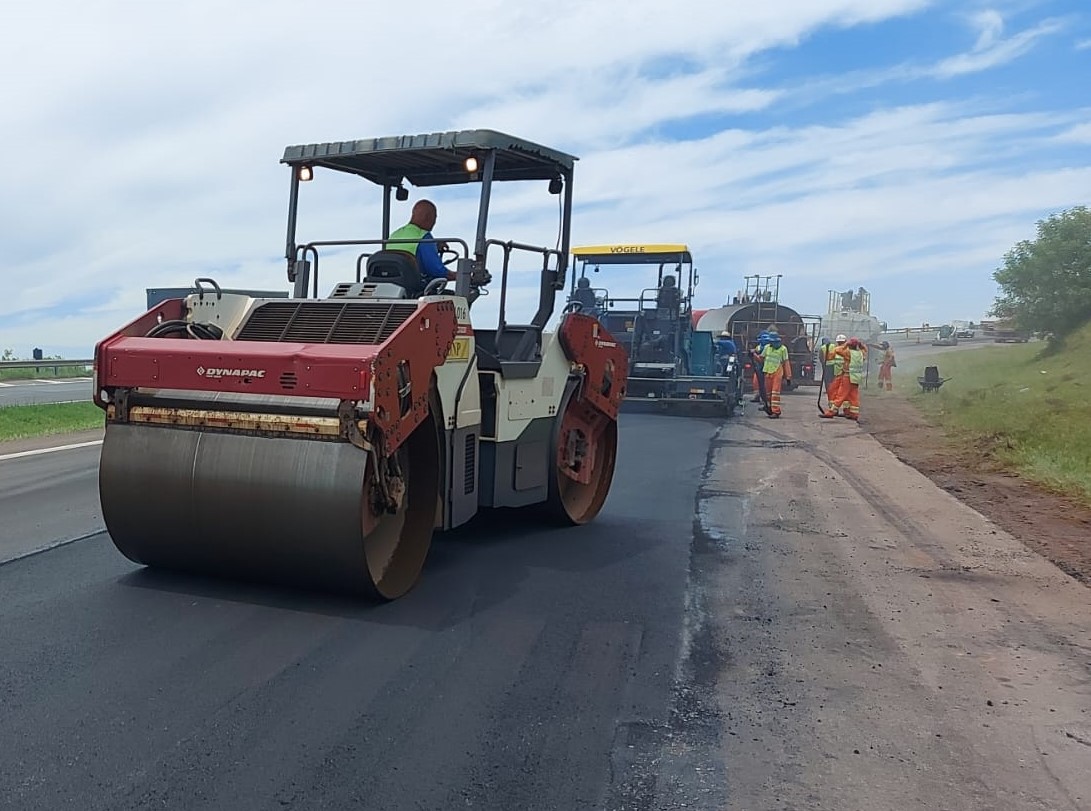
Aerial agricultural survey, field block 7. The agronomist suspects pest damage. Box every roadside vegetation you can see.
[893,324,1091,506]
[0,402,104,442]
[0,349,90,381]
[0,366,90,382]
[882,204,1091,505]
[991,205,1091,343]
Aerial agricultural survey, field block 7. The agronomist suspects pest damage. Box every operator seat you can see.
[656,276,681,317]
[364,251,426,297]
[571,287,597,312]
[570,276,598,313]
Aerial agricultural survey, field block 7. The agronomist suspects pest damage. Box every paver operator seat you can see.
[656,273,681,317]
[571,276,598,313]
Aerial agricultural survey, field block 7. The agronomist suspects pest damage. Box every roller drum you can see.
[99,421,435,598]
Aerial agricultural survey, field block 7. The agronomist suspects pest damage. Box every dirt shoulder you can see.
[860,390,1091,584]
[700,406,1091,809]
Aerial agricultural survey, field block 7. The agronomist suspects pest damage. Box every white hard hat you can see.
[720,330,730,337]
[835,334,847,343]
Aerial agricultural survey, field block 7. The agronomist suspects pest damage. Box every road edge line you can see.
[0,529,107,568]
[0,439,104,462]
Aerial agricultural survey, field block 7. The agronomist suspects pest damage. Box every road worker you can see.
[877,340,896,391]
[759,332,792,418]
[748,331,773,402]
[822,337,865,420]
[820,334,847,412]
[716,330,738,365]
[571,276,599,314]
[716,330,741,401]
[385,200,456,283]
[817,336,834,388]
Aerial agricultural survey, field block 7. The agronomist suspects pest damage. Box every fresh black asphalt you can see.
[0,412,725,810]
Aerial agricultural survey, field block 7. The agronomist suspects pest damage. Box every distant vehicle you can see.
[993,331,1030,343]
[982,319,1031,343]
[932,325,959,346]
[692,275,821,394]
[567,243,738,415]
[954,327,975,339]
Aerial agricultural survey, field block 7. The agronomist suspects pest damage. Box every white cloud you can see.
[750,11,1064,119]
[931,13,1064,78]
[0,0,1083,356]
[1055,122,1091,144]
[970,10,1006,51]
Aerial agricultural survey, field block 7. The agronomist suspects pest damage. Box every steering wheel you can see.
[563,301,584,314]
[439,243,461,268]
[422,277,448,297]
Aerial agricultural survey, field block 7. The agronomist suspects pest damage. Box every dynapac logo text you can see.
[197,366,267,379]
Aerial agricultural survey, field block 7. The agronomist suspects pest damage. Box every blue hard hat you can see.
[820,336,829,345]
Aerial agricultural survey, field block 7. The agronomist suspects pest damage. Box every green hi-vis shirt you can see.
[761,344,789,374]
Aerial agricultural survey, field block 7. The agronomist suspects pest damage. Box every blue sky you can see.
[1,0,1088,357]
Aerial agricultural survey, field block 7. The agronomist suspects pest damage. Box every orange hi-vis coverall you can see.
[821,343,845,408]
[760,343,792,416]
[824,346,865,420]
[878,347,896,391]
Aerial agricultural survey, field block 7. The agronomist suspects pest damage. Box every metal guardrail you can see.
[879,327,945,344]
[0,359,93,373]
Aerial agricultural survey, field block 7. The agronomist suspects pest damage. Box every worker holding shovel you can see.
[758,333,792,418]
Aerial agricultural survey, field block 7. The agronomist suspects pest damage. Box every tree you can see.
[991,206,1091,339]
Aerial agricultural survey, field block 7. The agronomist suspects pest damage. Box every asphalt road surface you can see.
[3,400,1088,810]
[879,333,1000,361]
[0,413,725,811]
[0,378,93,406]
[0,430,104,561]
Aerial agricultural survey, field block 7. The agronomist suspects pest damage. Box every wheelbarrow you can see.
[917,365,951,392]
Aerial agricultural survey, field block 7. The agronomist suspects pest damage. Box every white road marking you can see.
[0,440,103,463]
[0,378,90,389]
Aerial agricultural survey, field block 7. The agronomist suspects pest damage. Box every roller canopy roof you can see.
[571,244,693,265]
[281,129,577,187]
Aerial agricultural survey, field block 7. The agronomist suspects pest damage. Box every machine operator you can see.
[385,200,457,283]
[571,276,600,314]
[715,331,738,364]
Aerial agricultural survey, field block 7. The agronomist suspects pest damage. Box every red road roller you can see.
[92,130,628,599]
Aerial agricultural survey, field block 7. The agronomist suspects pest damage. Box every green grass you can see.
[0,364,91,382]
[890,326,1091,505]
[0,402,104,442]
